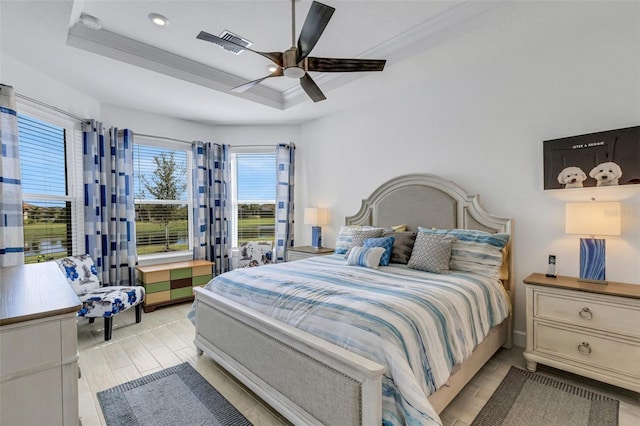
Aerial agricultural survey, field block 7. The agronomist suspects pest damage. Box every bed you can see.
[190,173,514,426]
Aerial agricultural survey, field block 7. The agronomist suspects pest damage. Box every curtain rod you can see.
[135,134,279,149]
[135,133,192,145]
[13,95,285,149]
[16,93,90,124]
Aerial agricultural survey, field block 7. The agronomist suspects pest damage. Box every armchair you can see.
[53,255,145,341]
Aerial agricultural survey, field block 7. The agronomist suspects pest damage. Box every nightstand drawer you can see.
[534,290,640,338]
[534,322,640,378]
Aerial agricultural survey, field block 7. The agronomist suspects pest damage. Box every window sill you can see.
[137,251,193,267]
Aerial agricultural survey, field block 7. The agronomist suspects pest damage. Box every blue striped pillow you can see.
[335,225,384,254]
[345,246,386,269]
[418,228,510,280]
[363,237,395,266]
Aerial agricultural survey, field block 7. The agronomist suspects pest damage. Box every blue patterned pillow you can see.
[418,228,510,280]
[345,246,386,269]
[335,225,385,254]
[363,237,395,266]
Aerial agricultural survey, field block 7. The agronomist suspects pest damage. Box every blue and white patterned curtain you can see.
[0,84,25,266]
[192,141,231,276]
[274,143,295,263]
[83,122,137,286]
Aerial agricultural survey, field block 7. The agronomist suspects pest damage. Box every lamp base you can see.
[311,226,322,249]
[579,238,607,284]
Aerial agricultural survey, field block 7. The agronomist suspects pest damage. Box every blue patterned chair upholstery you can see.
[53,254,145,341]
[237,241,273,268]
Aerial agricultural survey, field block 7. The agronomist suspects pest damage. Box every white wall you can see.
[3,55,100,119]
[102,104,300,147]
[296,1,640,346]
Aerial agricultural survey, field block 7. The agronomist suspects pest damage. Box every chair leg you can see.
[104,317,113,341]
[88,318,95,324]
[135,303,142,323]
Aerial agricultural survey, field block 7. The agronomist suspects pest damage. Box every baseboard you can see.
[512,330,526,348]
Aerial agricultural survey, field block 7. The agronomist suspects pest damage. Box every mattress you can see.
[188,254,510,425]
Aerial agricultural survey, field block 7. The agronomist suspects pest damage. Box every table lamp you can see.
[565,201,621,284]
[304,207,329,249]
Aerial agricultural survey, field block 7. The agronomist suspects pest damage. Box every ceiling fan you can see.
[197,0,386,102]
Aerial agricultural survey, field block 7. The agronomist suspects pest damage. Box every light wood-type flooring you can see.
[78,302,640,426]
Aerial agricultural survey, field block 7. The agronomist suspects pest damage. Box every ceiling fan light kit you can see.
[197,0,386,102]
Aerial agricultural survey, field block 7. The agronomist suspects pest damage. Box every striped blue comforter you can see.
[189,254,510,425]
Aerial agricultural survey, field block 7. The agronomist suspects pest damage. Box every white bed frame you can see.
[193,173,514,425]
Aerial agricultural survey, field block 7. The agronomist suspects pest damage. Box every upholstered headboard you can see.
[345,173,514,297]
[345,174,511,234]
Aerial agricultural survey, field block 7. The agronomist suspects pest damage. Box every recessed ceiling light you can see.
[148,13,169,27]
[79,13,102,30]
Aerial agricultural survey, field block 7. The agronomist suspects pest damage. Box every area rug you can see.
[472,366,619,426]
[97,362,253,426]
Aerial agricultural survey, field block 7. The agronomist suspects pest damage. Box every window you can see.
[133,142,192,256]
[17,112,82,263]
[231,150,276,247]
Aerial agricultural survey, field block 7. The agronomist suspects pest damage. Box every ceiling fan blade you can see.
[299,73,326,102]
[231,68,284,93]
[297,1,335,63]
[197,31,283,66]
[307,57,386,73]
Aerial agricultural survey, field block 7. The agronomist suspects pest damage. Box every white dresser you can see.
[1,262,82,426]
[523,273,640,393]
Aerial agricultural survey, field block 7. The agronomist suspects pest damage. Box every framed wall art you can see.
[543,126,640,190]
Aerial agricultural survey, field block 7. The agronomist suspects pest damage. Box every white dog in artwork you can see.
[589,161,623,186]
[557,166,588,188]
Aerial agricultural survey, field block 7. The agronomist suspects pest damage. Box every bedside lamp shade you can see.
[565,202,621,284]
[304,208,329,248]
[304,208,329,226]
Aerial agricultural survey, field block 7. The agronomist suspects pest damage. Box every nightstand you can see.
[523,273,640,393]
[287,246,335,262]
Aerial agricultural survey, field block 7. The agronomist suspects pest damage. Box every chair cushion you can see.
[55,255,101,295]
[78,286,145,318]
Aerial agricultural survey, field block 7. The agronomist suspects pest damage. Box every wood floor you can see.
[78,302,640,426]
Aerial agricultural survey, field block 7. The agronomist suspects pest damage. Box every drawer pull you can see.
[577,342,592,355]
[578,307,593,320]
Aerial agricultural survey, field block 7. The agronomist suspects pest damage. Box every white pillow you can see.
[345,246,386,269]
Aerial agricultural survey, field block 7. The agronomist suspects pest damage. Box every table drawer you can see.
[145,290,170,305]
[170,267,192,280]
[140,270,170,283]
[0,321,62,378]
[145,281,170,293]
[171,287,193,300]
[534,322,640,378]
[534,290,640,338]
[193,275,212,286]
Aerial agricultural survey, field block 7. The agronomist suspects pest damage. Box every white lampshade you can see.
[565,202,621,236]
[304,207,329,226]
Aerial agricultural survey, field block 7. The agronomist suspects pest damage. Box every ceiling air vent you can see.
[217,30,253,55]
